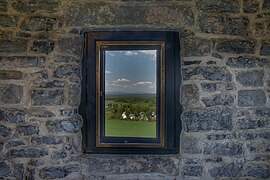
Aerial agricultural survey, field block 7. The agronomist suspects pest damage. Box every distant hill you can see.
[106,91,155,95]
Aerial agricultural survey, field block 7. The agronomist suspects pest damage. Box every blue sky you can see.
[105,50,157,94]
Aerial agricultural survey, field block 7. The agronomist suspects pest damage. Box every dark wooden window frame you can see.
[80,31,182,154]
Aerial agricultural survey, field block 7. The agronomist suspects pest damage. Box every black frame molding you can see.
[80,31,182,154]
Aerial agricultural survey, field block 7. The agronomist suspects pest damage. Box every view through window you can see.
[104,50,157,138]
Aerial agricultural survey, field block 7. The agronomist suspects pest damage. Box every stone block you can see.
[202,94,234,107]
[7,148,48,158]
[53,64,80,79]
[181,84,199,106]
[260,41,270,55]
[0,15,17,27]
[183,66,232,81]
[16,31,31,38]
[34,80,65,88]
[243,0,259,13]
[0,70,23,80]
[31,89,64,106]
[182,107,232,132]
[183,60,201,66]
[51,150,67,160]
[46,116,82,133]
[0,124,13,137]
[31,136,65,145]
[54,55,80,64]
[196,0,240,13]
[21,16,56,31]
[0,0,8,12]
[6,140,25,148]
[0,84,23,104]
[13,163,24,180]
[0,108,27,123]
[201,82,234,92]
[215,40,255,54]
[183,166,203,176]
[29,108,55,118]
[246,164,270,178]
[0,162,11,177]
[203,142,243,156]
[255,108,270,118]
[18,125,39,136]
[39,165,79,179]
[236,70,264,87]
[31,40,55,54]
[238,90,266,107]
[12,0,60,13]
[246,140,270,153]
[0,56,46,68]
[81,155,179,176]
[183,38,211,57]
[0,142,3,151]
[182,135,202,154]
[227,56,270,68]
[0,40,27,53]
[0,30,12,39]
[208,162,243,177]
[198,13,248,36]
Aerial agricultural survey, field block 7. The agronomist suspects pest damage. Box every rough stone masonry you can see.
[0,0,269,179]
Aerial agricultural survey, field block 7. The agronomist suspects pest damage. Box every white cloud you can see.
[124,51,138,56]
[105,70,111,74]
[138,50,157,61]
[107,52,115,56]
[133,81,152,86]
[113,78,130,83]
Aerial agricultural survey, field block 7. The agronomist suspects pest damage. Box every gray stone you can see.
[201,83,217,92]
[31,136,65,145]
[0,84,23,104]
[236,117,263,129]
[0,30,12,39]
[81,155,179,176]
[0,142,3,151]
[0,70,23,80]
[208,162,243,177]
[227,56,270,68]
[0,108,27,123]
[260,41,270,55]
[183,166,203,176]
[246,140,270,153]
[12,0,60,13]
[182,107,233,132]
[21,16,56,31]
[39,165,79,179]
[0,40,27,53]
[57,37,83,56]
[58,109,78,117]
[255,109,270,118]
[183,66,232,81]
[18,125,39,136]
[196,0,240,13]
[0,0,8,12]
[46,116,82,133]
[182,135,202,154]
[263,0,270,10]
[31,40,55,54]
[198,13,248,36]
[68,84,81,106]
[51,150,67,159]
[216,40,256,54]
[30,70,48,82]
[35,80,65,88]
[0,162,11,177]
[53,64,80,78]
[0,124,12,137]
[16,32,31,38]
[202,94,234,107]
[29,108,55,118]
[183,61,201,66]
[243,0,259,13]
[236,70,264,87]
[246,164,270,178]
[183,39,211,57]
[31,89,64,106]
[238,90,266,107]
[54,55,80,64]
[25,168,35,180]
[181,84,199,106]
[0,15,17,27]
[13,163,24,180]
[6,140,25,148]
[0,56,46,68]
[203,142,243,156]
[7,148,48,158]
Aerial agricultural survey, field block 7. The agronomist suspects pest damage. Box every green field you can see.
[105,94,156,138]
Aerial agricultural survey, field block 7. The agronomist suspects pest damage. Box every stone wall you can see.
[0,0,269,179]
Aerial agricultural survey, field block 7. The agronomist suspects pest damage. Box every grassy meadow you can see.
[105,94,157,138]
